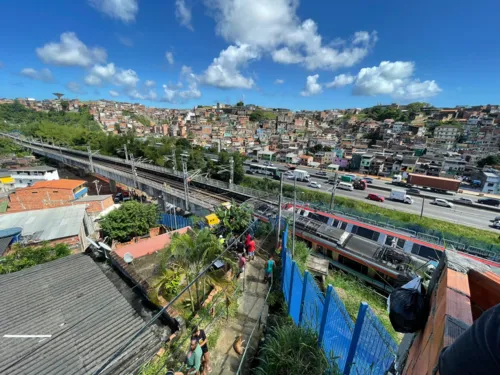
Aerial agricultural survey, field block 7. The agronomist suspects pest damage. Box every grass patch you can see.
[326,270,401,343]
[241,176,500,249]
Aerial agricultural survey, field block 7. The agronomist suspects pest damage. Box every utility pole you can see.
[93,180,102,195]
[329,172,338,210]
[229,156,234,189]
[276,173,284,249]
[292,176,297,258]
[181,153,190,211]
[123,144,129,162]
[172,150,177,172]
[130,154,138,188]
[87,146,95,173]
[420,197,425,219]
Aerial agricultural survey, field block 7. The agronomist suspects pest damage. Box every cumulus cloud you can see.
[144,80,156,87]
[115,33,134,47]
[36,32,107,67]
[66,81,84,93]
[84,62,139,90]
[352,61,441,99]
[166,52,175,65]
[89,0,138,22]
[300,74,322,96]
[205,0,377,72]
[274,79,285,84]
[175,0,193,30]
[20,68,53,82]
[199,44,258,89]
[114,68,139,87]
[162,65,201,103]
[325,74,355,88]
[109,90,120,97]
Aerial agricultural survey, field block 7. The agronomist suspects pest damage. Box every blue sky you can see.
[1,0,499,110]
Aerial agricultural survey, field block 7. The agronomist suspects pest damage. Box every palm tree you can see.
[160,228,235,311]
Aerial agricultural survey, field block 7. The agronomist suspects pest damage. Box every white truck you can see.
[390,189,414,204]
[293,169,310,182]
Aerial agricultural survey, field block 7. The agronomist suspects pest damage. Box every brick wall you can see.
[73,196,114,213]
[9,187,74,211]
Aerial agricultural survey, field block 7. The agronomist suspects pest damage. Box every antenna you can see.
[98,242,112,259]
[87,238,100,250]
[123,253,134,264]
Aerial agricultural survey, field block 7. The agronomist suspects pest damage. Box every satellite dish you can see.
[98,242,112,251]
[123,253,134,264]
[87,238,100,249]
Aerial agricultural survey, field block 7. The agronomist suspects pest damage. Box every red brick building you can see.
[8,179,87,212]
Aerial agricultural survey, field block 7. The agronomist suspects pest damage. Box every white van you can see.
[338,182,354,191]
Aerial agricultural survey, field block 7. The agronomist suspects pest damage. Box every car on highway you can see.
[431,198,454,208]
[251,159,258,163]
[406,188,421,195]
[264,161,274,166]
[345,174,357,180]
[308,181,322,189]
[114,192,131,203]
[317,171,327,176]
[457,197,474,205]
[478,198,500,207]
[367,193,384,202]
[491,221,500,229]
[246,169,255,174]
[364,177,374,184]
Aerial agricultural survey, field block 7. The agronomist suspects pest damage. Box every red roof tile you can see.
[27,179,86,190]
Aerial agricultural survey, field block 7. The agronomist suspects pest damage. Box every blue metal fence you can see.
[159,213,192,230]
[280,225,397,375]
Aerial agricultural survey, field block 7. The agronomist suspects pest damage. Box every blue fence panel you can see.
[288,264,304,324]
[159,214,192,230]
[299,273,324,332]
[349,307,397,375]
[321,288,354,372]
[283,252,292,305]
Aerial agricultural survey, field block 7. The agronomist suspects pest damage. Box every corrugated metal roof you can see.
[0,254,161,375]
[0,205,86,241]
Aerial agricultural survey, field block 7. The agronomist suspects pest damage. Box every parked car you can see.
[492,221,500,229]
[457,197,474,205]
[114,192,131,203]
[406,188,421,195]
[317,171,327,176]
[246,169,255,174]
[367,193,385,202]
[364,177,374,184]
[308,181,322,189]
[478,198,500,207]
[432,198,454,208]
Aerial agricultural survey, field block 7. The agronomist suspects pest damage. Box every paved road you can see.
[247,172,499,232]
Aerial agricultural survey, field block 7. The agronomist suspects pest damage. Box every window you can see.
[53,190,59,193]
[31,192,38,194]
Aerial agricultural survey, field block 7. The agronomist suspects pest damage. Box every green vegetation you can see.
[326,270,400,343]
[362,102,429,122]
[293,241,311,274]
[100,201,159,242]
[250,109,277,122]
[0,243,71,274]
[477,155,500,168]
[255,320,338,375]
[241,176,500,247]
[236,101,244,107]
[0,137,30,157]
[214,202,252,234]
[122,110,151,127]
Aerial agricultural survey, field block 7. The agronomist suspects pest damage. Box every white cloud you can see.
[144,80,156,87]
[114,68,139,87]
[352,61,441,99]
[89,0,138,22]
[300,74,322,96]
[85,63,116,86]
[325,73,355,88]
[36,32,107,68]
[166,52,175,65]
[20,68,53,82]
[274,79,285,84]
[109,90,120,97]
[66,81,84,93]
[199,44,258,89]
[162,65,201,103]
[272,48,303,64]
[116,33,134,47]
[205,0,377,71]
[176,0,193,30]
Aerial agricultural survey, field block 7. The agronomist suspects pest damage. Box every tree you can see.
[477,155,500,168]
[160,228,230,310]
[0,243,71,274]
[214,202,252,235]
[250,110,265,122]
[60,101,69,112]
[236,101,244,107]
[100,201,159,242]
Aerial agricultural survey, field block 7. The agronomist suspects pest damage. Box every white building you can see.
[434,126,459,141]
[481,171,500,194]
[10,166,59,188]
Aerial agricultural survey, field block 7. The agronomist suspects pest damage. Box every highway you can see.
[246,171,499,232]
